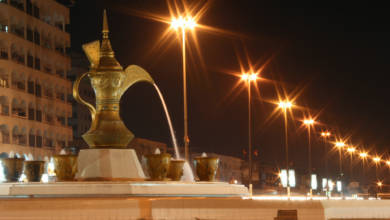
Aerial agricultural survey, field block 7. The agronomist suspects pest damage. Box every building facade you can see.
[0,0,72,159]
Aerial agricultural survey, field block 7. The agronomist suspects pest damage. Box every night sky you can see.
[70,1,390,180]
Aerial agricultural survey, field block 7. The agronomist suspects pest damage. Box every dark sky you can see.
[70,1,390,179]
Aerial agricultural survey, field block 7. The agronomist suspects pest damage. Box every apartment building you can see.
[0,0,72,159]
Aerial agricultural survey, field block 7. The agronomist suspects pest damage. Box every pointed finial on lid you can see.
[97,9,123,71]
[102,9,109,38]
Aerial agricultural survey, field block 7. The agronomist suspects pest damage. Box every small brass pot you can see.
[0,158,24,182]
[168,159,185,181]
[194,157,219,181]
[24,160,45,182]
[146,153,171,181]
[53,155,78,181]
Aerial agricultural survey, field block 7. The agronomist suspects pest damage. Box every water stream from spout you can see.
[153,84,180,158]
[153,84,194,182]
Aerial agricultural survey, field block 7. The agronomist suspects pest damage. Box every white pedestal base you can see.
[76,149,146,181]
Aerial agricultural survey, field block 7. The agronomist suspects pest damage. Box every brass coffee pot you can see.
[73,10,154,148]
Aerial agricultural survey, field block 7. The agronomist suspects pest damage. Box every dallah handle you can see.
[73,72,96,121]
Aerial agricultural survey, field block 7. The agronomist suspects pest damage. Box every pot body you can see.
[24,160,45,182]
[0,158,24,182]
[53,155,78,181]
[168,159,185,181]
[194,157,219,181]
[146,153,171,181]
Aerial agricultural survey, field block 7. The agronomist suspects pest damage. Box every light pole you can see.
[278,100,293,197]
[373,156,381,180]
[321,131,331,196]
[170,16,196,161]
[347,147,356,182]
[335,141,345,196]
[241,73,258,190]
[359,152,368,185]
[303,119,315,198]
[377,180,383,198]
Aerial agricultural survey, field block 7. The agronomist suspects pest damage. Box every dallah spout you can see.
[120,65,155,95]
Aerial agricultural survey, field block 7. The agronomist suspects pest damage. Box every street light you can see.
[377,181,383,196]
[347,147,356,181]
[170,16,197,161]
[359,151,368,185]
[303,118,315,198]
[277,100,293,197]
[373,156,381,180]
[359,152,368,159]
[241,72,258,190]
[321,131,331,198]
[321,131,331,197]
[335,141,345,196]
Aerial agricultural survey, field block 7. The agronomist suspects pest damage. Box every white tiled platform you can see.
[0,181,249,197]
[1,183,390,220]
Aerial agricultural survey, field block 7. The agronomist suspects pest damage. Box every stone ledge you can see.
[0,181,249,197]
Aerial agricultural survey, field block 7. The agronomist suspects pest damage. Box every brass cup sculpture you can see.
[194,157,219,182]
[24,160,45,182]
[73,10,154,149]
[168,159,185,181]
[0,158,24,182]
[53,155,78,181]
[146,153,171,181]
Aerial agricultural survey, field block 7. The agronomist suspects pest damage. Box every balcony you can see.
[10,27,24,38]
[12,81,25,91]
[11,53,24,65]
[10,0,24,11]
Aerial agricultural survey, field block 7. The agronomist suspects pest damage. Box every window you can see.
[29,134,35,146]
[28,107,34,120]
[33,30,40,45]
[35,83,41,97]
[27,80,34,94]
[34,57,40,70]
[36,135,42,147]
[27,54,33,68]
[27,28,33,42]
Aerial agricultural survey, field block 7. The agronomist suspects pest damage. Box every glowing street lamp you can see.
[321,132,331,137]
[303,118,315,197]
[359,152,368,159]
[373,157,381,163]
[277,100,293,197]
[241,72,258,188]
[170,16,197,161]
[320,131,331,197]
[335,142,345,148]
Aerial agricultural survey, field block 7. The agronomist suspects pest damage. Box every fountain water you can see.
[153,84,195,182]
[153,84,179,158]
